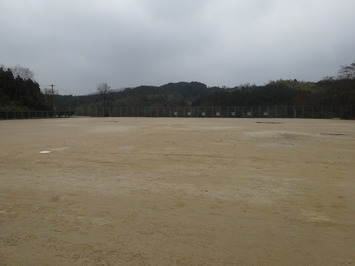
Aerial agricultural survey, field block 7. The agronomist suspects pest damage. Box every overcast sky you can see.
[1,0,355,95]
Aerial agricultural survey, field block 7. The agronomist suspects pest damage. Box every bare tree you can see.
[97,82,111,104]
[97,82,111,116]
[337,60,355,80]
[10,65,35,80]
[97,82,111,94]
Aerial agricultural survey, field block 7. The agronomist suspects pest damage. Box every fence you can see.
[76,105,354,119]
[0,111,74,120]
[1,106,353,120]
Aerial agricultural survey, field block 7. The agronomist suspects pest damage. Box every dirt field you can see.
[0,118,354,265]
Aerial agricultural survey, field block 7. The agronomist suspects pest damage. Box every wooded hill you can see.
[1,61,354,113]
[64,79,355,114]
[193,79,355,107]
[57,61,355,112]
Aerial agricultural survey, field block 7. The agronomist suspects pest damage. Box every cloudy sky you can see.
[1,0,355,95]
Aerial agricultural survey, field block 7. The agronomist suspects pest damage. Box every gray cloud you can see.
[1,0,354,95]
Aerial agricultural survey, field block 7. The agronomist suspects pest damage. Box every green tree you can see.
[0,65,48,111]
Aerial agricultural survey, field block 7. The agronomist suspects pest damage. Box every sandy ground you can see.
[0,117,354,266]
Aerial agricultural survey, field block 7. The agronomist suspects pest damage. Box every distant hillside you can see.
[54,78,355,115]
[116,81,212,106]
[193,79,355,107]
[3,61,353,113]
[56,81,216,111]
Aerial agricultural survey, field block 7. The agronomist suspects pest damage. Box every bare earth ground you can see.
[0,118,354,266]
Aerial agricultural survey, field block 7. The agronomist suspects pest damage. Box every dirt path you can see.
[1,118,354,265]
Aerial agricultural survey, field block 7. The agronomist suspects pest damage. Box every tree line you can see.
[75,61,355,113]
[1,61,354,113]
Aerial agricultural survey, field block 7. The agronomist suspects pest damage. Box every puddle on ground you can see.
[258,142,295,147]
[320,133,346,136]
[119,145,134,150]
[256,121,284,124]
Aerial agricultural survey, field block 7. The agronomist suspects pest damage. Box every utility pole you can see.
[40,84,57,112]
[50,84,55,111]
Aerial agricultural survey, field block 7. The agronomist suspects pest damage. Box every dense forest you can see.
[0,66,48,111]
[1,61,354,115]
